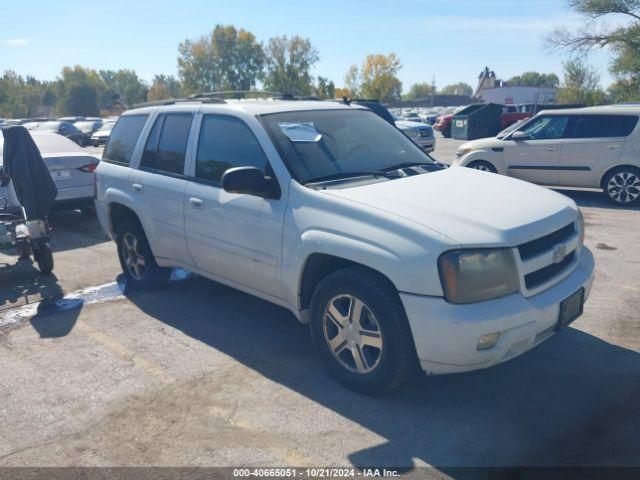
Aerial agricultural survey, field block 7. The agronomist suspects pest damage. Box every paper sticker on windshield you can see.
[278,122,321,143]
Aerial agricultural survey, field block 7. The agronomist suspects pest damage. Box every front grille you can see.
[418,129,432,138]
[525,251,575,290]
[518,223,575,260]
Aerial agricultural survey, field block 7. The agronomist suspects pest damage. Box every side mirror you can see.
[511,131,531,141]
[222,166,270,197]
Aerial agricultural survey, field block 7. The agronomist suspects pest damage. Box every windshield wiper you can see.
[380,160,437,171]
[305,169,402,185]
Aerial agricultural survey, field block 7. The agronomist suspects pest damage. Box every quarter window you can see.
[570,115,638,138]
[156,113,192,175]
[195,115,267,183]
[104,115,149,165]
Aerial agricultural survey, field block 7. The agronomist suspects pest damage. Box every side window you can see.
[156,113,192,175]
[195,115,267,183]
[140,115,164,169]
[104,115,149,165]
[570,115,638,138]
[521,116,569,140]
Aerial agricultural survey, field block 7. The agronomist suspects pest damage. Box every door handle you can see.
[189,197,203,209]
[132,183,143,193]
[606,145,621,150]
[545,147,557,152]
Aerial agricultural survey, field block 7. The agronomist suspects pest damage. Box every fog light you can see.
[477,332,501,351]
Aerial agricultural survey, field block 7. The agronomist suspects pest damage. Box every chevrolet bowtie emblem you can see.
[552,245,567,264]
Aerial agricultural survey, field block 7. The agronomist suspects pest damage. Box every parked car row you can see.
[3,116,118,147]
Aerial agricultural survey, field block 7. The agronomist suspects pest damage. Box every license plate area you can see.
[557,288,585,331]
[52,170,71,182]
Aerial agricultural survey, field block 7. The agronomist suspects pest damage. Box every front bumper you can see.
[401,247,595,374]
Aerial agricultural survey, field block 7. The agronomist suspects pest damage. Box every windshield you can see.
[97,122,115,132]
[74,121,96,130]
[261,109,434,184]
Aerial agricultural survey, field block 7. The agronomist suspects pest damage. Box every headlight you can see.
[457,147,474,157]
[438,249,520,304]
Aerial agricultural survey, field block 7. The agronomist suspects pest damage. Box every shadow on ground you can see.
[0,260,62,309]
[48,210,109,252]
[552,188,640,211]
[126,276,640,469]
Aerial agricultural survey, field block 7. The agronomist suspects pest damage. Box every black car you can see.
[74,120,103,136]
[33,121,89,146]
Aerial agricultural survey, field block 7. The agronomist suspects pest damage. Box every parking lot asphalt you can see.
[0,136,639,471]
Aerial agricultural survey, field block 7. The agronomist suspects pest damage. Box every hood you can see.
[395,120,431,130]
[459,136,502,152]
[324,166,578,247]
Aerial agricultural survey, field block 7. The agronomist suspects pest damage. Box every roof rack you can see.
[131,96,226,109]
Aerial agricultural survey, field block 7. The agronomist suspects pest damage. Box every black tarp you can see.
[1,126,57,219]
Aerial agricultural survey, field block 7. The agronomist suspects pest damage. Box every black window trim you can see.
[137,112,193,178]
[566,114,639,139]
[102,113,150,167]
[191,113,281,198]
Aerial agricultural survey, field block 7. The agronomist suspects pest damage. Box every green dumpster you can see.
[452,103,503,140]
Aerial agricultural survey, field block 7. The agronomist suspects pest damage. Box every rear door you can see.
[131,112,194,265]
[503,114,570,185]
[558,114,637,188]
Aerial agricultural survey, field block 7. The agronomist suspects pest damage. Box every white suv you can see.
[454,105,640,205]
[96,98,594,393]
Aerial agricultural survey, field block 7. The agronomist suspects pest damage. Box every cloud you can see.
[1,38,29,47]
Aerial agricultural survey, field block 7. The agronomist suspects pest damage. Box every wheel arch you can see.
[599,164,640,189]
[298,253,399,317]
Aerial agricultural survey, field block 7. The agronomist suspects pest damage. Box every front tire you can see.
[603,167,640,205]
[467,160,497,173]
[309,267,418,394]
[116,219,170,290]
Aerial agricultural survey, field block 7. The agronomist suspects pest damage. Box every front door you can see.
[503,114,570,185]
[184,114,286,299]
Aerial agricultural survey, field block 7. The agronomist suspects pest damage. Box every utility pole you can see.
[431,74,436,108]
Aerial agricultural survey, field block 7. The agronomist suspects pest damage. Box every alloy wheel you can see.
[122,232,146,280]
[322,294,383,374]
[607,171,640,204]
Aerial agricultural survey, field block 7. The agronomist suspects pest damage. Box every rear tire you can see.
[33,242,54,274]
[309,267,418,395]
[115,219,170,290]
[467,160,497,173]
[602,166,640,206]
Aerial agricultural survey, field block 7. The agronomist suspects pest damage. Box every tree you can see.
[263,35,319,96]
[148,75,182,101]
[345,53,403,102]
[440,82,473,96]
[404,82,435,100]
[313,76,335,99]
[100,69,148,107]
[334,87,350,99]
[343,65,361,97]
[548,0,640,101]
[507,72,560,87]
[56,66,102,116]
[178,25,265,94]
[557,58,605,105]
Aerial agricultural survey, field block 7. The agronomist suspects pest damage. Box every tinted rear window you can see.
[156,113,192,175]
[570,115,638,138]
[104,115,149,165]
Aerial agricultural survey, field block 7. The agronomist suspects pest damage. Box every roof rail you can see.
[195,90,289,100]
[131,96,226,109]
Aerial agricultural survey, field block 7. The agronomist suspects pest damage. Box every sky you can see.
[0,0,615,91]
